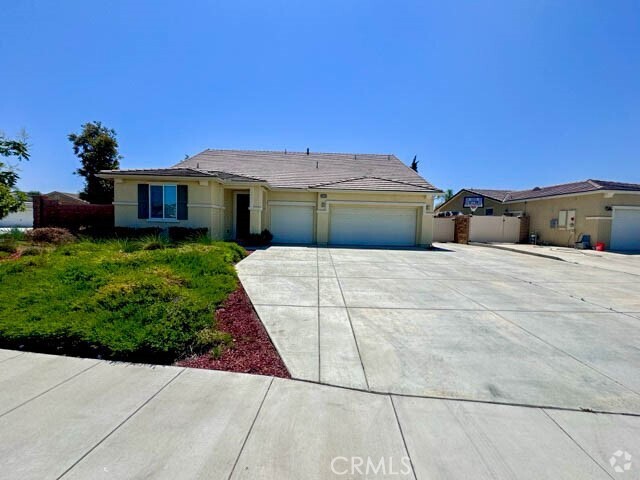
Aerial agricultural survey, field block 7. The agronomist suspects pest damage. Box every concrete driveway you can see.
[237,244,640,414]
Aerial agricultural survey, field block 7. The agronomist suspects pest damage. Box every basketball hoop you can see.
[463,196,483,214]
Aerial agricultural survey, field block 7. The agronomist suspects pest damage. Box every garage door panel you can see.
[329,206,417,246]
[611,208,640,251]
[270,205,314,244]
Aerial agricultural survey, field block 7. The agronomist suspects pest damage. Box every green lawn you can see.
[0,236,246,363]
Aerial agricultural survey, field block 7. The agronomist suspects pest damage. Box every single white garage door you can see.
[270,204,314,244]
[329,206,417,246]
[611,207,640,251]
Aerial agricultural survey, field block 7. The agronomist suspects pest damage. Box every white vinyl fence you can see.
[434,217,456,242]
[469,216,520,243]
[434,215,521,244]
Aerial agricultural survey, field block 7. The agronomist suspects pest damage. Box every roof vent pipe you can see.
[306,148,309,155]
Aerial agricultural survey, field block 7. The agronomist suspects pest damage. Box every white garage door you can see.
[329,206,417,246]
[611,208,640,251]
[270,205,314,244]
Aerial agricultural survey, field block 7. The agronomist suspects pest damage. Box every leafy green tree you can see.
[0,131,30,219]
[69,121,122,204]
[435,188,455,207]
[444,188,454,201]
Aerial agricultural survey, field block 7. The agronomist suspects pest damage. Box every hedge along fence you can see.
[33,195,114,231]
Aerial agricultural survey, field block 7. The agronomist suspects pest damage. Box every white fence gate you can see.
[433,215,521,244]
[469,216,520,243]
[434,217,455,242]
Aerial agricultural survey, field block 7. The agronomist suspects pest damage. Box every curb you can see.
[468,242,566,262]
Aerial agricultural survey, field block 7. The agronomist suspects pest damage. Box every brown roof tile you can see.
[504,179,640,201]
[172,149,439,192]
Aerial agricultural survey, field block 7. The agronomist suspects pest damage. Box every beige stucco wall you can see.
[436,190,507,215]
[507,192,640,247]
[113,177,436,246]
[113,178,223,237]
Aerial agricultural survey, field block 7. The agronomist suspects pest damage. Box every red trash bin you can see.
[595,242,605,251]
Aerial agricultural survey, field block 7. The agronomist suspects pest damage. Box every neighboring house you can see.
[436,189,513,216]
[0,200,33,228]
[42,191,88,205]
[0,191,88,228]
[437,180,640,250]
[99,149,441,246]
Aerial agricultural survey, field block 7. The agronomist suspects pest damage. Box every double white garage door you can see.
[270,204,418,246]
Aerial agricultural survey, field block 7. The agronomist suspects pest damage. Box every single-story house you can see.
[42,191,88,205]
[0,200,33,228]
[436,180,640,250]
[436,189,512,216]
[99,149,441,246]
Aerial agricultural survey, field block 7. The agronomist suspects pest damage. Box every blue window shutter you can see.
[137,184,149,219]
[177,185,188,220]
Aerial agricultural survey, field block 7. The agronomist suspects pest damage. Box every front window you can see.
[150,184,177,219]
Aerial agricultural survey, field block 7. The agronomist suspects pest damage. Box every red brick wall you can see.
[33,195,114,230]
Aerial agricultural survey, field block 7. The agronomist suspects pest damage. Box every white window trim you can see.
[558,209,576,230]
[149,184,178,221]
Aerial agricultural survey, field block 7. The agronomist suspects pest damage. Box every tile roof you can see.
[311,176,433,192]
[171,149,439,192]
[504,179,640,202]
[438,179,640,211]
[465,189,514,202]
[100,168,262,182]
[43,191,88,204]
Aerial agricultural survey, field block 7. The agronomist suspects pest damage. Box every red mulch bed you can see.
[176,283,290,378]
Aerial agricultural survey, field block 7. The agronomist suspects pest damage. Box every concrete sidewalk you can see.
[1,350,638,479]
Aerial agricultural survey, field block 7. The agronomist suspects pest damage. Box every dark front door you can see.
[236,194,250,240]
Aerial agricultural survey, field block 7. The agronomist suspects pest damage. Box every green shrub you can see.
[141,234,171,251]
[0,240,242,363]
[168,227,208,241]
[20,247,42,256]
[244,229,273,246]
[0,228,26,241]
[197,327,234,359]
[0,241,17,254]
[196,327,233,348]
[115,227,163,239]
[27,228,75,245]
[114,238,140,253]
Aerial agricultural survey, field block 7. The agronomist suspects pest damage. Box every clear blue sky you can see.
[2,0,639,194]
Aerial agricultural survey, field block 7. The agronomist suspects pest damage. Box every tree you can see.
[69,121,122,204]
[444,188,454,201]
[0,131,30,220]
[410,155,419,172]
[435,188,455,207]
